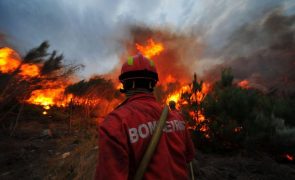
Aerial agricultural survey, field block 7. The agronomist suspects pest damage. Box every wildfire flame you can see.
[285,154,294,161]
[1,47,74,113]
[0,47,39,78]
[19,64,40,78]
[135,39,210,132]
[238,80,250,89]
[166,85,190,105]
[234,126,243,133]
[132,37,212,133]
[136,39,164,58]
[166,82,210,134]
[0,47,21,73]
[27,87,73,108]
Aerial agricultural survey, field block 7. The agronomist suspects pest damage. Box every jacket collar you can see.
[115,93,156,109]
[125,93,155,102]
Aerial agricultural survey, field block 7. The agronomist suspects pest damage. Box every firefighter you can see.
[168,100,177,111]
[96,53,195,180]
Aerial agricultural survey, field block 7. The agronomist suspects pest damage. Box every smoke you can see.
[0,0,166,77]
[112,25,204,85]
[0,0,294,82]
[202,8,295,94]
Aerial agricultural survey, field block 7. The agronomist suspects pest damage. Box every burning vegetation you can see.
[119,25,295,162]
[0,42,122,134]
[1,30,295,164]
[1,10,295,180]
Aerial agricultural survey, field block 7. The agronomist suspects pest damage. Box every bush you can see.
[182,68,295,156]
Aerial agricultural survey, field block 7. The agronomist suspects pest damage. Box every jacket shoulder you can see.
[101,103,133,125]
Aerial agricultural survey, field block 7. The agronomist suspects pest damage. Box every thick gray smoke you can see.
[0,0,294,82]
[202,8,295,94]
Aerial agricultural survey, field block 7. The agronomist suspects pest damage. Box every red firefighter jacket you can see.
[96,93,195,180]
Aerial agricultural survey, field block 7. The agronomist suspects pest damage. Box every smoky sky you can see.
[208,9,295,92]
[0,0,294,78]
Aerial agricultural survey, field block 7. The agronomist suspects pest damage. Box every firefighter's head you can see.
[119,53,158,93]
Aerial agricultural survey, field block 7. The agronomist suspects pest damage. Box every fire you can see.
[0,47,72,110]
[20,64,40,78]
[285,154,294,161]
[0,47,40,78]
[166,94,180,104]
[26,80,74,111]
[0,47,21,73]
[165,74,177,83]
[166,85,190,105]
[200,125,209,132]
[136,39,164,58]
[238,80,250,89]
[234,126,243,133]
[165,82,211,133]
[27,88,72,108]
[116,83,123,90]
[136,38,210,134]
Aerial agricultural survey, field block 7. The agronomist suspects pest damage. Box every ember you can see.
[285,154,294,161]
[234,126,243,133]
[238,80,250,89]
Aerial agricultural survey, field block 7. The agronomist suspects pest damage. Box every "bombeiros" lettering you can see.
[128,120,185,143]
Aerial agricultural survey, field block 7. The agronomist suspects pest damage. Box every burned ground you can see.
[1,117,295,180]
[0,117,97,180]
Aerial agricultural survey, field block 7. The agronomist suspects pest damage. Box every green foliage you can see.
[219,68,234,88]
[273,97,295,126]
[180,73,205,127]
[182,68,295,155]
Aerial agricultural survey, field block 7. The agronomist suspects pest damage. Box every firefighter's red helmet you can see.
[119,53,158,82]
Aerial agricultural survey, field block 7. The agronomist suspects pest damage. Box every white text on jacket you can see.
[128,120,185,143]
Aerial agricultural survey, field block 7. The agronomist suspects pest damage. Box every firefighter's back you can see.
[116,93,194,180]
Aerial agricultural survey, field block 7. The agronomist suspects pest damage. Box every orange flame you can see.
[166,85,190,105]
[26,80,73,110]
[234,126,243,133]
[165,82,210,133]
[27,88,72,108]
[20,64,40,78]
[166,93,181,104]
[0,47,40,78]
[166,83,210,106]
[238,80,250,89]
[136,39,164,58]
[116,83,123,90]
[0,47,21,73]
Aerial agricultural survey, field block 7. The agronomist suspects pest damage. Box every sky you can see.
[0,0,294,78]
